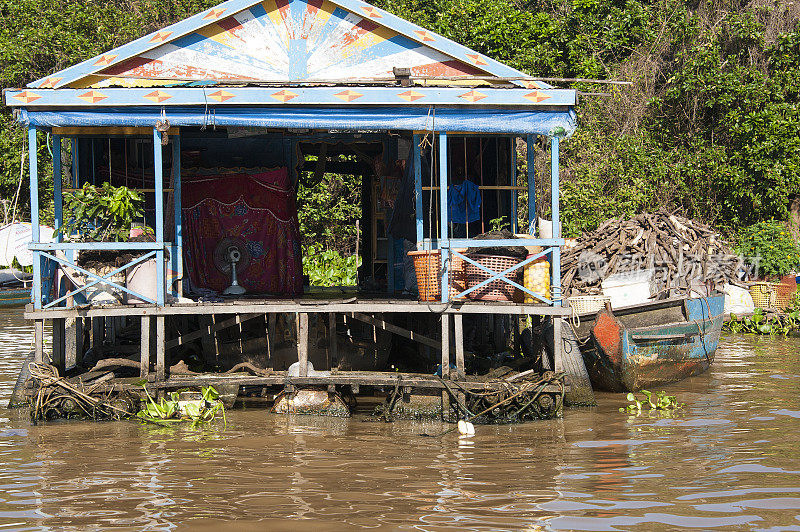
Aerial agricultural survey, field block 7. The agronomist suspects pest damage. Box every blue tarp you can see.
[20,106,576,137]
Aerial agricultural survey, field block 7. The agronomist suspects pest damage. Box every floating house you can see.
[4,0,576,408]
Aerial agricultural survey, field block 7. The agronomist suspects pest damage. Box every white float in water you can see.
[458,419,475,436]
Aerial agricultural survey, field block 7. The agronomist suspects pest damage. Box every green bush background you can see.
[2,0,798,248]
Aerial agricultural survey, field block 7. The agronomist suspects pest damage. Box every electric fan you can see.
[213,237,251,296]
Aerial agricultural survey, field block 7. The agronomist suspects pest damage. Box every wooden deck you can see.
[24,296,571,319]
[26,294,570,416]
[87,371,565,395]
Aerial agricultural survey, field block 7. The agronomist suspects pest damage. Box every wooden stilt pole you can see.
[155,316,165,382]
[140,316,151,379]
[65,315,79,370]
[328,312,337,369]
[34,319,44,364]
[298,312,309,377]
[441,313,450,418]
[268,313,276,369]
[91,317,104,355]
[553,317,563,372]
[52,318,65,372]
[454,314,465,380]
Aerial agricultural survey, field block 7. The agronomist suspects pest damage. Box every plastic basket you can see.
[749,282,777,309]
[523,256,550,304]
[408,250,467,302]
[569,295,611,315]
[776,276,797,311]
[464,254,521,302]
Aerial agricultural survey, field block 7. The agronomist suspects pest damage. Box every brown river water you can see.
[0,308,798,531]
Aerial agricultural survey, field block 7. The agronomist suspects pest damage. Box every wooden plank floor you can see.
[25,296,570,319]
[90,371,566,394]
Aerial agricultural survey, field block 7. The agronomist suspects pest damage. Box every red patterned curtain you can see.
[181,167,303,296]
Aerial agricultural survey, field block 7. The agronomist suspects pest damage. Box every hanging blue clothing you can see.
[448,180,482,224]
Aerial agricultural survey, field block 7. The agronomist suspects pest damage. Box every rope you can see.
[426,371,567,436]
[28,362,133,421]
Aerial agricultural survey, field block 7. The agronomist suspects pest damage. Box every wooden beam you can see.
[65,315,80,370]
[140,316,150,379]
[52,126,180,136]
[165,313,260,350]
[34,320,44,364]
[349,312,442,351]
[62,188,174,193]
[422,186,527,191]
[52,318,65,372]
[267,313,276,368]
[91,317,104,355]
[454,314,465,380]
[553,317,563,372]
[328,313,337,367]
[441,314,450,417]
[25,300,573,319]
[298,313,309,377]
[155,316,165,381]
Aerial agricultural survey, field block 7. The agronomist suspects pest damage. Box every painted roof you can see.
[26,0,537,90]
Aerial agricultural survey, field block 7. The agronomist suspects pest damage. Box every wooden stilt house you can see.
[4,0,577,405]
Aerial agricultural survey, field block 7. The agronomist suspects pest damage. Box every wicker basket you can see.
[749,282,777,309]
[569,295,611,315]
[408,250,467,302]
[776,276,798,310]
[464,254,521,302]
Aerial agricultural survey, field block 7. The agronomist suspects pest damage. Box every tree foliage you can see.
[1,0,799,243]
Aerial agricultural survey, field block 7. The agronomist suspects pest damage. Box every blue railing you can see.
[27,127,181,311]
[30,242,165,309]
[412,132,563,306]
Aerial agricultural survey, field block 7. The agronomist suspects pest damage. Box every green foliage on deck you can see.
[1,0,799,245]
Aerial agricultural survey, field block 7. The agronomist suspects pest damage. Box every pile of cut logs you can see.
[562,212,742,296]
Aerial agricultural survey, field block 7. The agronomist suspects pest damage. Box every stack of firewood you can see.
[562,212,742,296]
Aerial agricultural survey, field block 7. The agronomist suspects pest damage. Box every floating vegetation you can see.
[725,308,800,336]
[29,362,135,422]
[137,385,226,428]
[620,389,683,414]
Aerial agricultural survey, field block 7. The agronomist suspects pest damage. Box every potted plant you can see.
[59,183,153,304]
[735,221,800,309]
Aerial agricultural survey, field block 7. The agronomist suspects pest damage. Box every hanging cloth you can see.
[448,180,482,224]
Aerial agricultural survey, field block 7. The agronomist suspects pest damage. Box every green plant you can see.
[136,385,226,428]
[620,389,683,413]
[302,245,361,287]
[489,216,510,232]
[724,308,800,336]
[735,221,800,278]
[59,182,143,242]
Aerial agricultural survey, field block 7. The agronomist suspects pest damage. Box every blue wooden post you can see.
[71,138,79,187]
[510,136,518,233]
[53,135,62,242]
[384,138,394,293]
[28,128,41,309]
[172,134,182,298]
[153,129,165,306]
[438,132,449,303]
[526,134,537,235]
[413,134,423,249]
[551,136,561,304]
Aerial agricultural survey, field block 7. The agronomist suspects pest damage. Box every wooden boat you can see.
[0,287,30,307]
[571,294,725,392]
[0,269,32,307]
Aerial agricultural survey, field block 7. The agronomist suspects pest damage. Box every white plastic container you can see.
[125,258,160,304]
[601,269,655,308]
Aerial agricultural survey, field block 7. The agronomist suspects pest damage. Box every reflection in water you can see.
[0,308,798,530]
